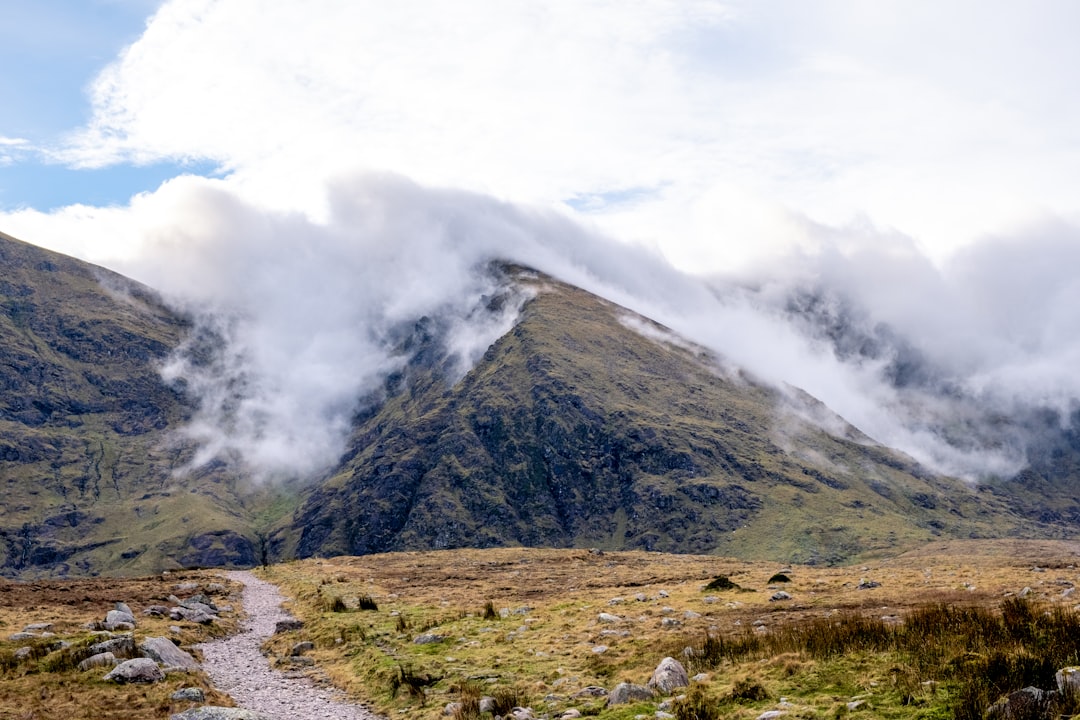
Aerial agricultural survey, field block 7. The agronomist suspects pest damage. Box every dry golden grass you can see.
[0,570,240,720]
[261,540,1080,719]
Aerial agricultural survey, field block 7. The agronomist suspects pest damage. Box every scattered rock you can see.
[174,582,200,593]
[592,645,608,654]
[413,633,448,645]
[115,602,134,616]
[598,612,621,623]
[769,591,792,602]
[987,686,1055,719]
[607,682,655,705]
[171,687,206,702]
[480,696,496,713]
[14,647,33,661]
[856,581,881,590]
[1056,667,1080,693]
[756,712,785,720]
[78,652,118,671]
[691,673,710,682]
[274,619,303,634]
[634,593,648,602]
[104,658,165,684]
[1019,587,1032,598]
[648,657,689,694]
[23,623,53,632]
[144,605,170,617]
[89,635,136,658]
[290,641,315,656]
[105,609,136,627]
[510,708,535,719]
[661,618,681,628]
[444,702,462,716]
[140,636,199,670]
[561,710,582,718]
[847,699,866,710]
[572,686,608,698]
[8,632,37,641]
[683,610,701,619]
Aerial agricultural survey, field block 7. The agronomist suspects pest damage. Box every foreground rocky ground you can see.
[4,539,1080,719]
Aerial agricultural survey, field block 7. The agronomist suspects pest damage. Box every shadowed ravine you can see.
[196,571,382,720]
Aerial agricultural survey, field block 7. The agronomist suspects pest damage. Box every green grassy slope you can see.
[0,230,261,577]
[280,269,1043,564]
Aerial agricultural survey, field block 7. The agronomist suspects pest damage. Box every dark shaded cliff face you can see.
[0,231,259,577]
[278,271,1044,565]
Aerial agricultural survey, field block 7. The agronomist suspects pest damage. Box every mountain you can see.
[0,233,1072,576]
[273,266,1051,565]
[0,230,263,577]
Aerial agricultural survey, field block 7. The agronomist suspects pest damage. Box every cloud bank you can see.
[49,173,1073,483]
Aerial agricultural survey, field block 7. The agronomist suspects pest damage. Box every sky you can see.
[2,0,1080,481]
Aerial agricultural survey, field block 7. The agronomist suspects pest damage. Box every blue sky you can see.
[2,0,1079,271]
[0,0,211,209]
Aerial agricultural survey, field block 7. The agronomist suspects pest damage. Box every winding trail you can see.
[196,570,382,720]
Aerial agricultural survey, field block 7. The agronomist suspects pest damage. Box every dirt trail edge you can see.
[196,569,383,720]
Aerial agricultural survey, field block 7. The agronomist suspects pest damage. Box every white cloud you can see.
[33,0,1075,269]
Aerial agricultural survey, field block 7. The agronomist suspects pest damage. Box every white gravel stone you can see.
[196,571,382,720]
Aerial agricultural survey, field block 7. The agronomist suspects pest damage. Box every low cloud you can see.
[83,174,1078,484]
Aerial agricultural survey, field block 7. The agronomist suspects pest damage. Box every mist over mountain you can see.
[106,175,1080,485]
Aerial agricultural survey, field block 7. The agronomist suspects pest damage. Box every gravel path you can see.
[196,570,383,720]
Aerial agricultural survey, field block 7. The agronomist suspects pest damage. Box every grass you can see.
[256,541,1080,719]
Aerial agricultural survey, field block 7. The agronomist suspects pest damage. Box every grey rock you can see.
[89,635,136,657]
[14,647,33,661]
[661,618,681,628]
[114,602,134,616]
[592,645,608,654]
[144,605,170,616]
[286,656,315,666]
[205,583,226,594]
[413,633,448,645]
[104,657,165,683]
[170,707,273,720]
[597,612,621,623]
[8,632,37,641]
[174,582,200,593]
[561,710,582,718]
[987,686,1056,719]
[170,687,205,702]
[444,702,462,716]
[648,657,689,694]
[572,686,608,698]
[1057,666,1080,692]
[274,619,304,634]
[856,581,881,590]
[607,682,655,705]
[23,623,53,632]
[105,609,136,626]
[510,708,535,719]
[78,651,118,671]
[769,591,792,602]
[140,636,199,670]
[480,697,496,713]
[290,641,316,656]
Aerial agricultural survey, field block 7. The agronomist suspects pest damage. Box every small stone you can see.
[769,591,792,602]
[756,712,786,720]
[171,687,205,702]
[661,618,681,628]
[572,686,608,698]
[444,702,462,716]
[274,619,303,634]
[683,610,701,619]
[561,710,582,719]
[23,623,53,632]
[14,647,33,661]
[847,700,866,710]
[607,682,655,705]
[1019,587,1032,597]
[290,641,316,656]
[8,632,37,641]
[592,645,608,654]
[413,633,448,645]
[597,613,621,623]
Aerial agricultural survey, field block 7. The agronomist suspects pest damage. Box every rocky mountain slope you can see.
[0,233,1073,576]
[0,230,261,577]
[275,268,1049,565]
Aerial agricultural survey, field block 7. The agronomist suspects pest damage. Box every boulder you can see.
[647,657,690,694]
[105,609,136,627]
[104,658,165,683]
[607,682,655,705]
[114,602,134,616]
[140,636,199,670]
[78,652,118,671]
[1057,667,1080,693]
[987,686,1056,718]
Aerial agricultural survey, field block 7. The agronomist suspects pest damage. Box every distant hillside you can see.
[275,268,1047,565]
[0,230,262,577]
